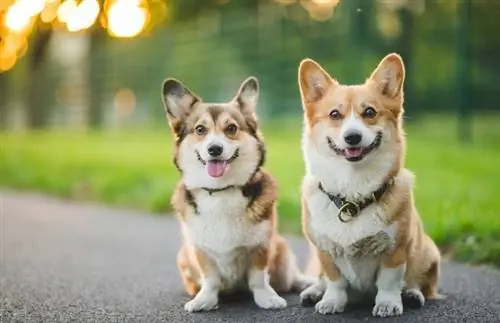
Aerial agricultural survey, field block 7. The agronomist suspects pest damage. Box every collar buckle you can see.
[319,176,395,223]
[337,200,361,223]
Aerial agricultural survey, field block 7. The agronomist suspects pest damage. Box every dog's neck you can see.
[185,167,261,194]
[303,138,400,201]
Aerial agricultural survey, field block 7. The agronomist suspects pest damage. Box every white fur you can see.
[302,116,398,200]
[198,133,239,163]
[301,116,405,308]
[168,78,305,311]
[315,277,348,314]
[248,268,287,309]
[373,264,406,317]
[182,189,271,291]
[300,279,326,303]
[338,113,377,148]
[184,276,220,312]
[178,129,260,191]
[304,174,398,294]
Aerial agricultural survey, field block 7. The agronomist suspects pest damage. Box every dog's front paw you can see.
[293,274,317,292]
[299,282,325,306]
[314,284,348,315]
[402,288,425,308]
[315,297,347,315]
[372,295,403,317]
[184,292,219,312]
[253,288,287,309]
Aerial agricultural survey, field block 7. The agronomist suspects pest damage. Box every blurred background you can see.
[1,0,499,267]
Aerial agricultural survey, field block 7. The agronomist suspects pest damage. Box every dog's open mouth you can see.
[327,132,383,162]
[196,149,240,178]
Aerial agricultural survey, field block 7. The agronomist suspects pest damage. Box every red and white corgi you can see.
[297,53,442,317]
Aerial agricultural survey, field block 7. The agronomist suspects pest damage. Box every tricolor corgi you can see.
[161,76,313,312]
[297,53,442,317]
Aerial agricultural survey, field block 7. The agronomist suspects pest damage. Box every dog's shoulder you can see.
[382,168,416,224]
[241,169,278,222]
[301,173,318,198]
[171,180,197,219]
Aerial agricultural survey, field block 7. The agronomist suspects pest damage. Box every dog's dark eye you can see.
[362,107,377,119]
[225,124,238,135]
[194,125,207,136]
[329,109,342,120]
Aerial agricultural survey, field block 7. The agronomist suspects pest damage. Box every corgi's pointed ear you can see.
[298,58,337,106]
[161,78,200,120]
[234,76,259,112]
[368,53,405,98]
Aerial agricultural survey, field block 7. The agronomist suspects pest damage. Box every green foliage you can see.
[1,114,500,267]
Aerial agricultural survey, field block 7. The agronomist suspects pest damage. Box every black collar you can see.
[199,165,263,195]
[318,177,395,223]
[201,185,236,195]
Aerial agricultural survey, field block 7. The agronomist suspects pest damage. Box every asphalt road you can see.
[1,191,500,323]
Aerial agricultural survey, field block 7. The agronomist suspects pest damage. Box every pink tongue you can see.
[345,148,364,157]
[206,161,228,178]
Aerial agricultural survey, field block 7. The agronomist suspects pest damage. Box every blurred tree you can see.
[342,0,366,84]
[397,5,415,116]
[26,26,52,129]
[2,0,499,133]
[456,0,472,142]
[0,10,10,129]
[0,71,9,130]
[0,22,9,129]
[88,26,106,128]
[469,0,499,111]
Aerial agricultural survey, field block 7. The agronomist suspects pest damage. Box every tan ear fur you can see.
[368,53,406,99]
[234,76,259,110]
[298,58,337,106]
[161,78,200,121]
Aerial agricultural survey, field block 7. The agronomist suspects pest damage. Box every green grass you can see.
[1,114,500,267]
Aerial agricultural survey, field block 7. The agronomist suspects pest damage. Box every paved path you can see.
[1,191,499,322]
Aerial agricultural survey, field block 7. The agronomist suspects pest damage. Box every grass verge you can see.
[1,114,499,267]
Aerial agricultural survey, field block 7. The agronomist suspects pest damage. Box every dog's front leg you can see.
[313,249,348,315]
[373,246,406,317]
[248,245,287,309]
[184,248,221,312]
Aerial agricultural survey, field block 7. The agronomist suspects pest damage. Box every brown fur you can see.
[174,168,300,294]
[299,53,441,300]
[163,77,310,307]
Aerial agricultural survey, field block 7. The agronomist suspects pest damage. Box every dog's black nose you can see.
[344,131,362,146]
[207,144,223,157]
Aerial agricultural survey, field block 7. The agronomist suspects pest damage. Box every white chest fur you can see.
[182,188,270,289]
[306,183,397,293]
[186,189,269,253]
[184,189,270,252]
[307,187,396,247]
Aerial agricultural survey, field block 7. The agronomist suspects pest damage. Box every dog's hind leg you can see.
[421,261,445,300]
[177,244,201,297]
[268,235,316,294]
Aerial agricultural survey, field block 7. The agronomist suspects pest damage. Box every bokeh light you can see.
[311,0,338,4]
[114,88,136,117]
[41,0,61,23]
[56,0,77,23]
[66,0,100,32]
[274,0,296,5]
[0,0,153,71]
[0,54,17,72]
[5,2,35,33]
[107,0,149,38]
[298,0,340,21]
